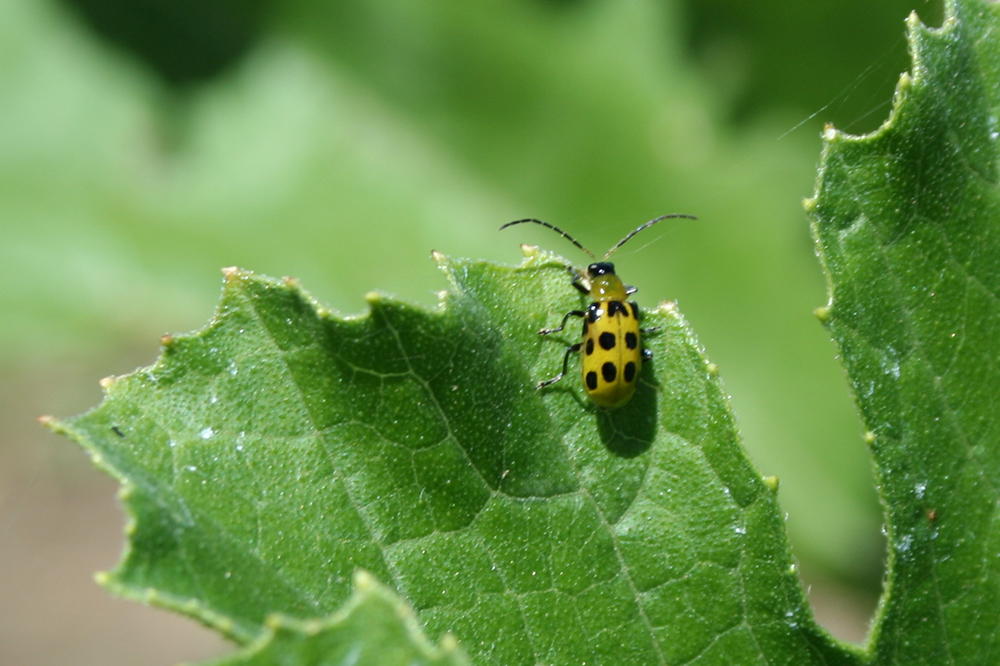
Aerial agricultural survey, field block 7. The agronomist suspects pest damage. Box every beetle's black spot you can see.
[608,300,627,317]
[587,303,603,323]
[624,361,637,382]
[586,338,594,355]
[625,331,637,350]
[630,301,640,319]
[599,332,616,350]
[586,371,598,390]
[602,362,617,382]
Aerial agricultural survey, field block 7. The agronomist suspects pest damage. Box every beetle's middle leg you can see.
[538,342,582,388]
[540,310,586,335]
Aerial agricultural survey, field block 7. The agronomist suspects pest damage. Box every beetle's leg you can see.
[538,342,582,389]
[567,266,590,295]
[540,310,586,335]
[625,284,637,295]
[640,326,659,334]
[642,348,653,361]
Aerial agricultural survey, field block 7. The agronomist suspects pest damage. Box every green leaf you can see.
[809,0,1000,662]
[50,249,858,665]
[201,571,469,666]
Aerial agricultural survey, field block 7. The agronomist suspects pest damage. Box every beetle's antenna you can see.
[500,218,596,259]
[604,214,697,259]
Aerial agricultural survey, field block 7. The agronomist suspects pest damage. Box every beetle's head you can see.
[587,262,616,278]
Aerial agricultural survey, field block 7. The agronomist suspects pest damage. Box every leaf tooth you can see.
[216,617,235,635]
[657,299,678,313]
[353,568,375,590]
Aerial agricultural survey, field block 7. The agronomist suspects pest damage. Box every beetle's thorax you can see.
[588,270,628,301]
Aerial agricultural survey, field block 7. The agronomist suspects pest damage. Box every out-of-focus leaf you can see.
[2,0,880,581]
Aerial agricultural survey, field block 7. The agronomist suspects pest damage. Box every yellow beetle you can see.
[501,214,696,409]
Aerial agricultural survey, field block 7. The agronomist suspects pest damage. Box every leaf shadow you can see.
[596,359,659,458]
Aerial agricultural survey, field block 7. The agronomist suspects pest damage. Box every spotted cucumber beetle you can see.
[501,214,696,409]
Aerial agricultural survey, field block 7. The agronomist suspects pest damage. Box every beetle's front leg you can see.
[540,310,586,335]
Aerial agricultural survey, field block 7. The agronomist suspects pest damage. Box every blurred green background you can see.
[0,0,943,662]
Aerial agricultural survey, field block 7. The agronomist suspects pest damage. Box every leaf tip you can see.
[864,431,877,447]
[898,71,912,92]
[431,249,448,265]
[221,266,240,278]
[520,243,540,258]
[353,568,375,590]
[802,196,817,213]
[814,305,831,323]
[441,633,460,652]
[123,516,137,537]
[706,362,719,378]
[822,123,839,142]
[216,616,235,635]
[99,375,117,391]
[93,570,112,587]
[159,333,175,348]
[37,414,76,440]
[763,475,780,492]
[657,299,678,313]
[282,276,301,289]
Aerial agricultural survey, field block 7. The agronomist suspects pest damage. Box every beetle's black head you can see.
[587,262,616,277]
